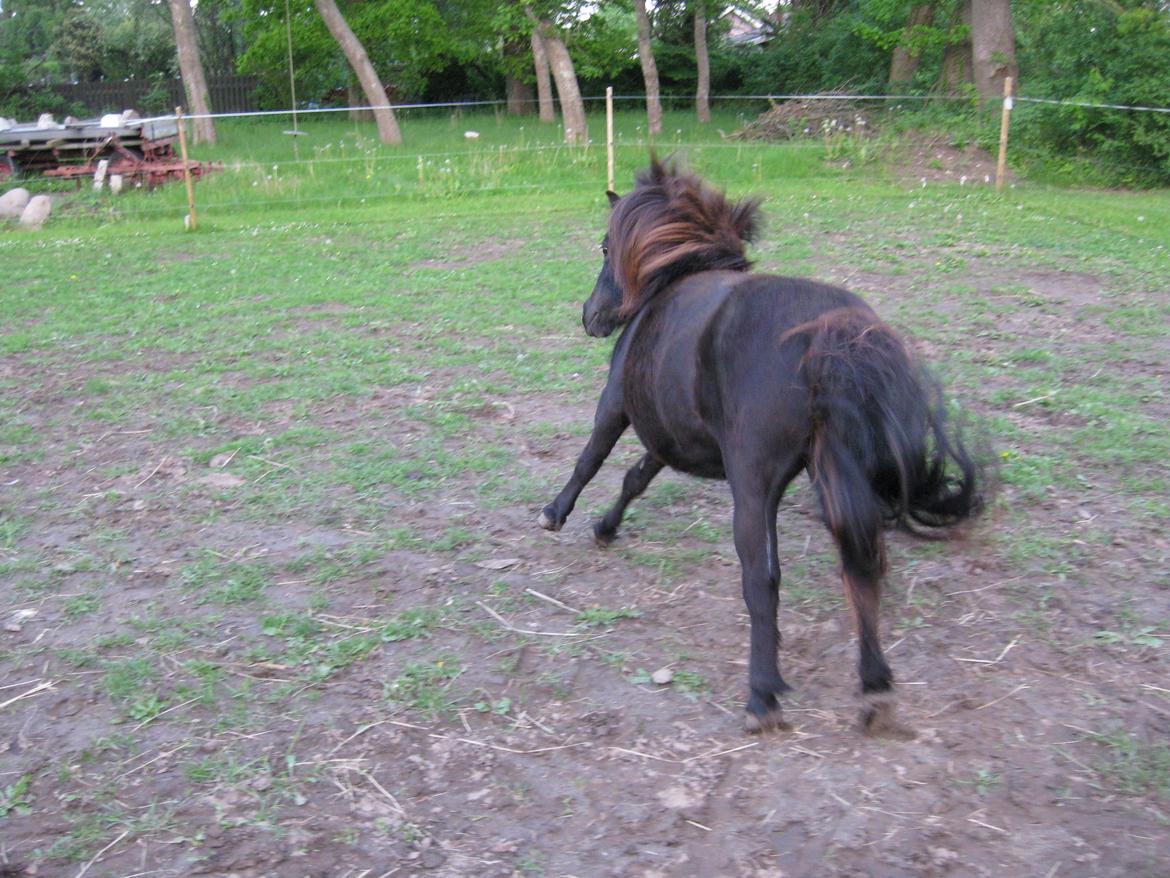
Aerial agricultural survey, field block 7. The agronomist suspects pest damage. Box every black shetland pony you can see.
[540,160,985,736]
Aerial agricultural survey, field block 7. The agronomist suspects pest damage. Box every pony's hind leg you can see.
[729,467,796,734]
[838,541,916,741]
[592,453,664,546]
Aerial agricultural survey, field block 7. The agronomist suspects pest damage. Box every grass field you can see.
[1,108,1169,877]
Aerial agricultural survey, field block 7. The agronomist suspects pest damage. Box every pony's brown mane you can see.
[610,159,762,317]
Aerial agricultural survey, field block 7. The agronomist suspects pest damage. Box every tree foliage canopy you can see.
[1,0,1167,182]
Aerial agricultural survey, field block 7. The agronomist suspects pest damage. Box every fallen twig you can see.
[605,740,759,765]
[133,459,164,489]
[131,696,199,731]
[358,768,406,815]
[973,683,1030,711]
[524,587,580,614]
[74,830,129,878]
[946,575,1024,597]
[0,680,55,711]
[1013,393,1055,408]
[966,815,1008,835]
[475,601,581,637]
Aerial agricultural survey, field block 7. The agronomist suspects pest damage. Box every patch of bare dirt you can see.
[410,237,524,271]
[1,252,1167,878]
[893,134,1008,186]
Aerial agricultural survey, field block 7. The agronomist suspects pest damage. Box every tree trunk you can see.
[168,0,216,145]
[506,76,534,115]
[504,40,533,115]
[314,0,401,145]
[530,28,555,123]
[888,3,935,89]
[348,82,373,121]
[694,0,710,123]
[633,0,663,136]
[937,0,973,95]
[530,16,588,146]
[971,0,1017,101]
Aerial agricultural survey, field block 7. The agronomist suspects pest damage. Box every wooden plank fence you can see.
[53,75,259,116]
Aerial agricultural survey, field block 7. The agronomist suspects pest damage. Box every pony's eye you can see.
[601,246,609,258]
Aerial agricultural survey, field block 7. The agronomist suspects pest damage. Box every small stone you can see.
[656,784,703,809]
[929,846,959,865]
[203,472,245,489]
[651,667,674,685]
[420,849,446,869]
[5,609,37,632]
[251,774,273,792]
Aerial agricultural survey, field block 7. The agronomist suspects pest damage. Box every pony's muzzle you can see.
[582,304,616,338]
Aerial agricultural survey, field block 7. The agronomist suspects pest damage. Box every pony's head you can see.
[582,158,761,338]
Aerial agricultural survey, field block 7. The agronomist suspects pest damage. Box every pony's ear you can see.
[645,153,672,184]
[606,190,620,207]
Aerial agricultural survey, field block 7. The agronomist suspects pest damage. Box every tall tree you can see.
[55,7,104,82]
[888,3,936,89]
[168,0,216,144]
[530,26,555,122]
[503,40,534,115]
[528,11,587,145]
[633,0,663,135]
[194,0,248,79]
[313,0,402,145]
[937,0,973,94]
[970,0,1017,100]
[506,74,534,116]
[693,0,710,123]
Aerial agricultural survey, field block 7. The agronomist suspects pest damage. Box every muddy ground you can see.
[1,188,1168,878]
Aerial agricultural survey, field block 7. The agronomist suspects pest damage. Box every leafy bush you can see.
[739,8,888,97]
[1014,2,1170,186]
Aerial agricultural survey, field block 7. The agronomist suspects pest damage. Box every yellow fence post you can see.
[995,77,1014,193]
[175,106,198,230]
[606,86,615,193]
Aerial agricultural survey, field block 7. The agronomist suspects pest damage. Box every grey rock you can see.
[19,195,51,229]
[0,187,29,218]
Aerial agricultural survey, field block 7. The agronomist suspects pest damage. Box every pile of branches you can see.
[729,94,876,141]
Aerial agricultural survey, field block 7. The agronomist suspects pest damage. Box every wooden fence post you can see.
[606,86,615,193]
[995,76,1013,193]
[176,106,198,230]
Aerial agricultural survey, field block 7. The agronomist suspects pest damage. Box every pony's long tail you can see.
[797,308,985,572]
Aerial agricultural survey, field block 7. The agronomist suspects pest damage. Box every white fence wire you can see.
[10,90,1166,228]
[141,91,1170,124]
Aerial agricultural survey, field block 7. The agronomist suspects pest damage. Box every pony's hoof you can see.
[744,707,792,734]
[538,508,562,531]
[592,523,616,548]
[860,695,916,741]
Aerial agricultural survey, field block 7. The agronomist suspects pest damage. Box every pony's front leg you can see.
[539,389,629,532]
